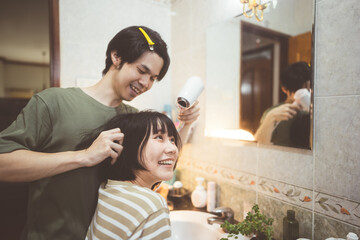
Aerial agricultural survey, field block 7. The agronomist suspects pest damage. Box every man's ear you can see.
[111,50,121,66]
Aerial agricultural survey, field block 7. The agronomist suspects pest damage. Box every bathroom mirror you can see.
[205,0,314,150]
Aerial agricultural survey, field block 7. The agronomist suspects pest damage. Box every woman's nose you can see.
[166,141,178,154]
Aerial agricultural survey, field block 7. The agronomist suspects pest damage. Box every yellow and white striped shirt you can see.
[86,180,171,240]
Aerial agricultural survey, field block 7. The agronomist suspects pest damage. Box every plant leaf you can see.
[303,196,312,202]
[318,197,328,203]
[294,190,301,196]
[266,186,273,193]
[286,189,293,195]
[327,204,339,214]
[319,203,329,211]
[340,207,350,215]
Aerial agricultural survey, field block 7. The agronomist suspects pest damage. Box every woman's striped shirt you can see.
[86,180,171,240]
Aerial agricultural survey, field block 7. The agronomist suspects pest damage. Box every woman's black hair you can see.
[76,110,181,182]
[102,26,170,80]
[280,61,311,93]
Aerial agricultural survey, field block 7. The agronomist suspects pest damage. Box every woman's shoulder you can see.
[131,184,167,208]
[104,181,168,210]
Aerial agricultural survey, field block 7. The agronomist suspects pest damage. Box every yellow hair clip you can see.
[139,27,155,51]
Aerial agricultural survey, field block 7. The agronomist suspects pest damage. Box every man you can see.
[254,62,311,147]
[0,26,199,239]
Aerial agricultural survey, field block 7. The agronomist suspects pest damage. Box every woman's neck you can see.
[128,177,154,189]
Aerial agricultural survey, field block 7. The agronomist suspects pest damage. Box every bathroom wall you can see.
[171,0,360,239]
[58,0,172,112]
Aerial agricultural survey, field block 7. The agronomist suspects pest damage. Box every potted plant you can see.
[220,204,274,240]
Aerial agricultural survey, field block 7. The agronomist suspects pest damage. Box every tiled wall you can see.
[171,0,360,239]
[58,0,360,238]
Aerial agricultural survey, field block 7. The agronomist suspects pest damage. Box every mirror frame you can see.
[49,0,60,88]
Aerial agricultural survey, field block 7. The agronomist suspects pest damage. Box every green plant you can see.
[220,204,274,240]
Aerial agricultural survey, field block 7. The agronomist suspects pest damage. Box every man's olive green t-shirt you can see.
[0,87,138,240]
[259,103,310,149]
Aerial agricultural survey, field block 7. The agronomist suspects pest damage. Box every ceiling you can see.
[0,0,49,64]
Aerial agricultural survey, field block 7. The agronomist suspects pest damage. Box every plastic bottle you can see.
[207,181,216,212]
[347,232,359,240]
[283,210,299,240]
[173,181,183,196]
[191,177,207,208]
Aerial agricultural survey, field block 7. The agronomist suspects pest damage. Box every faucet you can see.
[207,207,236,225]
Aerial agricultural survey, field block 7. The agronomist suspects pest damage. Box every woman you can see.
[77,110,181,240]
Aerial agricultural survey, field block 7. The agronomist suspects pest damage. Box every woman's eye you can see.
[155,135,163,140]
[170,137,176,143]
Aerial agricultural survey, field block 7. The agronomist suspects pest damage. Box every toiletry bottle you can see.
[191,177,207,208]
[347,232,359,240]
[173,181,183,196]
[283,210,299,240]
[207,181,216,212]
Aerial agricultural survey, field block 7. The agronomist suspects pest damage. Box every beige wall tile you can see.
[314,213,360,239]
[314,96,360,202]
[257,146,313,188]
[314,0,360,97]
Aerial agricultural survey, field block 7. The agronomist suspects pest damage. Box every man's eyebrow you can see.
[140,64,159,78]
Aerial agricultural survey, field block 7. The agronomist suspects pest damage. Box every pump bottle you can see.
[191,177,207,208]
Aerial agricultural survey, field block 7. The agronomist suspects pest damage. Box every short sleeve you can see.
[0,94,52,153]
[131,208,171,240]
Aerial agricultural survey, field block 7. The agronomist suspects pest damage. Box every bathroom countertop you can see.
[168,194,207,212]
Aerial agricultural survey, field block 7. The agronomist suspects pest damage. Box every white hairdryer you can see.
[293,88,311,112]
[177,76,204,109]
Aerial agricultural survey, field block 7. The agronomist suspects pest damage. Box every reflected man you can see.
[254,62,311,148]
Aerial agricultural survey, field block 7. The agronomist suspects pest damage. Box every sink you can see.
[169,210,224,240]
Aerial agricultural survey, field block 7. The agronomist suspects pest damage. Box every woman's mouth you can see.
[158,160,174,166]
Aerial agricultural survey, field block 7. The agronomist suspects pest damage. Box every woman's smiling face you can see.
[135,126,179,188]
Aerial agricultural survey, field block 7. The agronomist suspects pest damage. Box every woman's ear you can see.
[111,50,121,67]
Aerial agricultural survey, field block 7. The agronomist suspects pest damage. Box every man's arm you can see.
[0,150,88,182]
[177,101,200,143]
[0,128,124,182]
[254,103,299,144]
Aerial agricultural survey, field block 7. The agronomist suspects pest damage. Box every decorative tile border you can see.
[314,192,360,227]
[178,156,360,227]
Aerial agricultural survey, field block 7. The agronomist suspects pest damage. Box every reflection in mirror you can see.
[205,0,314,150]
